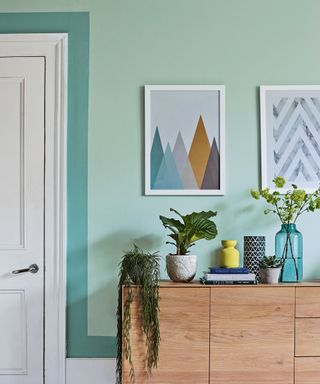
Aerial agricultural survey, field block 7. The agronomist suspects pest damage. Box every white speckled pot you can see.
[166,254,197,282]
[260,267,281,284]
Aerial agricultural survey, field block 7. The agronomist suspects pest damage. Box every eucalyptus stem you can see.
[279,229,288,281]
[294,198,309,223]
[275,200,284,224]
[287,231,299,281]
[281,234,289,261]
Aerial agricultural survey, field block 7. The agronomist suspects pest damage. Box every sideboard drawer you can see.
[296,288,320,317]
[295,357,320,384]
[123,287,210,384]
[296,318,320,356]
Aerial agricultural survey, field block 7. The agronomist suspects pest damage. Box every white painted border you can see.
[145,85,226,195]
[66,358,116,384]
[0,34,67,384]
[260,85,320,193]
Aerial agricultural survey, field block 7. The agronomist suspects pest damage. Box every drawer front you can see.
[211,287,295,384]
[295,357,320,384]
[295,318,320,356]
[123,287,210,384]
[296,288,320,317]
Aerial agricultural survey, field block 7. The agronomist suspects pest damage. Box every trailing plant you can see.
[259,255,283,269]
[159,208,218,255]
[116,244,160,384]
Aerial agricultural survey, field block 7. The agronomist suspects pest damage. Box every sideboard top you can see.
[157,280,320,288]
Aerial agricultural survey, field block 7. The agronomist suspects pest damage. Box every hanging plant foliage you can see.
[116,244,160,384]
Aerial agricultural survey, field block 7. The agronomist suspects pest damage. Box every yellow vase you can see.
[220,240,240,268]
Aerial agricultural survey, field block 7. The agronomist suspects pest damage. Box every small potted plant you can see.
[116,244,160,384]
[259,255,283,284]
[160,208,218,282]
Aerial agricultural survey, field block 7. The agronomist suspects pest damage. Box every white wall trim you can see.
[66,358,116,384]
[0,34,68,384]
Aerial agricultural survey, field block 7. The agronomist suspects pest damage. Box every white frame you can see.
[260,85,320,193]
[0,34,67,384]
[145,85,225,195]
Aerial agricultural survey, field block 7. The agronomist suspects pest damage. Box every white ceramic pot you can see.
[259,267,281,284]
[166,254,197,282]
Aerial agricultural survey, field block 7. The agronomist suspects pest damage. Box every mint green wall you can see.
[0,11,106,357]
[1,1,320,358]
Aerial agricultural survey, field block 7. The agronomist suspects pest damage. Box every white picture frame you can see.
[145,85,225,195]
[260,85,320,193]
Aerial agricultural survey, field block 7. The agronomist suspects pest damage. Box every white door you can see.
[0,57,45,383]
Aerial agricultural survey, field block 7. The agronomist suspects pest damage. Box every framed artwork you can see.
[260,85,320,192]
[145,85,225,195]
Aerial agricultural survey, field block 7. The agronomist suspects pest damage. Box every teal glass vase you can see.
[275,224,303,282]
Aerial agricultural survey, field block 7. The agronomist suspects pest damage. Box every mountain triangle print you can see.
[150,115,220,190]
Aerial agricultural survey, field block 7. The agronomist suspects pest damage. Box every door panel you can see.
[0,290,26,374]
[211,287,295,384]
[0,57,45,384]
[0,78,25,248]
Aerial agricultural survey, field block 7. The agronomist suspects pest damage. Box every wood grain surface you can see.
[296,287,320,317]
[123,287,210,384]
[295,357,320,384]
[295,318,320,356]
[210,287,295,384]
[153,281,320,288]
[122,284,320,384]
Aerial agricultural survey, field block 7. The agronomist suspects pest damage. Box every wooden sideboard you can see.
[122,281,320,384]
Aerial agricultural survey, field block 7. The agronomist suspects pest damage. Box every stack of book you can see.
[201,267,256,285]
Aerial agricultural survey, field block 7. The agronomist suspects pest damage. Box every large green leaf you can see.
[160,208,218,254]
[190,220,217,241]
[182,210,217,226]
[168,233,179,242]
[181,210,217,241]
[159,215,184,232]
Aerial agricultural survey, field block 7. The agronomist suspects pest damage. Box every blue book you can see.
[208,267,250,274]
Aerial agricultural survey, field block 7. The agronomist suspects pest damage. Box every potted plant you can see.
[259,255,283,284]
[251,176,320,282]
[116,244,160,384]
[159,208,218,282]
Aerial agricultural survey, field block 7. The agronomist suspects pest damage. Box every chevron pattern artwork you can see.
[274,97,320,182]
[263,88,320,190]
[146,87,224,194]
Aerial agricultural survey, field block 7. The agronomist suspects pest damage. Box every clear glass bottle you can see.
[275,223,303,282]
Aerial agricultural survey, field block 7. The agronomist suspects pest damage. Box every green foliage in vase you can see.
[259,255,283,269]
[159,208,218,255]
[251,176,320,224]
[116,244,160,384]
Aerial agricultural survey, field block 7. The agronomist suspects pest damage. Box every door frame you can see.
[0,34,67,384]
